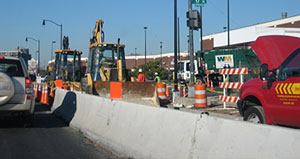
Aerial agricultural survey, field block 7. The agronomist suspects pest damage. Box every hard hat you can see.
[155,72,158,76]
[131,69,135,72]
[138,68,142,73]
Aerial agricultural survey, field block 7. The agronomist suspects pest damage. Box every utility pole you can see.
[144,27,147,64]
[178,17,180,61]
[188,0,195,84]
[200,7,203,51]
[174,0,178,92]
[227,0,230,49]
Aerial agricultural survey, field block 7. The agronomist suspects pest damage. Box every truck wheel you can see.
[243,106,266,124]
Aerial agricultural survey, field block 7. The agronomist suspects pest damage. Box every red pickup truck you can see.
[238,35,300,127]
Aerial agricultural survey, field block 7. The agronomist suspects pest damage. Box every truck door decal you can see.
[274,83,300,105]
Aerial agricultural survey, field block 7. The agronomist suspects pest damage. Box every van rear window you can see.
[0,59,24,77]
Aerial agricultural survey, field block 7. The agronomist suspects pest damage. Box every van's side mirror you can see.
[260,64,269,81]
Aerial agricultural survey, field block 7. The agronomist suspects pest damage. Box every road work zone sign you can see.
[215,55,234,69]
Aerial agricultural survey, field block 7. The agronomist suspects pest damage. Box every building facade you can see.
[126,14,300,70]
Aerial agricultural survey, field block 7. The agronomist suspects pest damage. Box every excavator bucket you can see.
[94,81,160,106]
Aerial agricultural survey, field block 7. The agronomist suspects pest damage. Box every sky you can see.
[1,0,300,67]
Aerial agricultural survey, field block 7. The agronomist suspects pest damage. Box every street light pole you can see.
[160,42,163,67]
[135,48,137,67]
[51,41,56,62]
[42,19,63,50]
[26,37,40,74]
[144,27,147,65]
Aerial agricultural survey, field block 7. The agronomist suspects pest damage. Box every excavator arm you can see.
[91,19,104,44]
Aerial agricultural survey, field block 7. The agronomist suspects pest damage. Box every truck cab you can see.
[178,60,198,81]
[238,35,300,127]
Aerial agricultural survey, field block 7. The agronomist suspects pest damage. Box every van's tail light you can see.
[25,78,33,100]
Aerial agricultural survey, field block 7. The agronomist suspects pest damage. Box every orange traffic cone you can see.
[38,83,42,101]
[183,86,188,98]
[40,84,45,104]
[210,80,214,92]
[49,87,54,98]
[34,83,38,99]
[44,84,49,105]
[207,80,210,87]
[166,84,170,97]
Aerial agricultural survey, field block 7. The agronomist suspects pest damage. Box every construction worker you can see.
[130,69,135,82]
[154,72,161,82]
[137,68,146,82]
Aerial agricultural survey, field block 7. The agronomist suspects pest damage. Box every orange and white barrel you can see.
[156,82,166,100]
[194,83,207,107]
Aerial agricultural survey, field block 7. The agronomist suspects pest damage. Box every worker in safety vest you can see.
[137,68,146,82]
[154,72,161,82]
[130,69,135,82]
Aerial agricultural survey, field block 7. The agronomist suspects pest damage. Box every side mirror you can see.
[260,64,269,81]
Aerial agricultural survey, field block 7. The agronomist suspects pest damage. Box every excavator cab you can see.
[87,43,127,82]
[52,49,82,82]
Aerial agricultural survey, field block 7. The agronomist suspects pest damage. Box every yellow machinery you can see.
[83,19,159,106]
[87,19,128,83]
[49,48,83,91]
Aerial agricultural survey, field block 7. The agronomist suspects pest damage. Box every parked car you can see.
[238,35,300,128]
[0,55,35,121]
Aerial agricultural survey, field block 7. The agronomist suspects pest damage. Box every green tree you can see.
[134,60,168,80]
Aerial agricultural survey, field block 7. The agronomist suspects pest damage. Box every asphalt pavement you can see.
[0,103,121,159]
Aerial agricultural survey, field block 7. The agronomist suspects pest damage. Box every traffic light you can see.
[186,10,201,30]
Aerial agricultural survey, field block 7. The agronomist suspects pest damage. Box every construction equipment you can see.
[48,37,83,91]
[82,19,160,106]
[87,19,128,83]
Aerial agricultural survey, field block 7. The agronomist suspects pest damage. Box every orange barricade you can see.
[110,82,122,99]
[156,82,166,100]
[56,80,63,88]
[194,83,207,107]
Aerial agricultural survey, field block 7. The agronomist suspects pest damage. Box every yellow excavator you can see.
[82,19,159,106]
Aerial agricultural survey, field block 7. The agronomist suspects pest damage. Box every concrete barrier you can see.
[51,89,77,123]
[53,88,300,159]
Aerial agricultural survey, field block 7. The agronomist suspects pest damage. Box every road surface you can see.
[0,103,121,159]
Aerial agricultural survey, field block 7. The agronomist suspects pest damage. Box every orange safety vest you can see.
[137,73,146,82]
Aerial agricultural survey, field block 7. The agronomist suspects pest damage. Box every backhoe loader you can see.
[48,36,83,91]
[82,19,159,106]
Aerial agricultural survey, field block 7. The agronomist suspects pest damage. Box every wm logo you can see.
[217,56,232,62]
